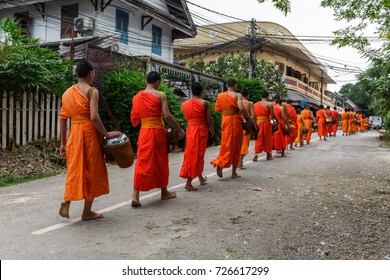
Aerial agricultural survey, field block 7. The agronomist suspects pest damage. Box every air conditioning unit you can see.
[74,17,94,32]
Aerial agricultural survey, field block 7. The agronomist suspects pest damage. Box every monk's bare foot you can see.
[131,201,142,207]
[199,176,207,185]
[231,172,241,178]
[253,154,258,162]
[81,211,104,221]
[216,167,223,178]
[59,202,70,218]
[185,185,198,191]
[266,156,273,160]
[161,191,177,200]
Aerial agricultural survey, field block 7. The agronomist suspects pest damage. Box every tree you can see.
[320,0,390,51]
[0,17,73,99]
[339,82,371,111]
[257,0,291,15]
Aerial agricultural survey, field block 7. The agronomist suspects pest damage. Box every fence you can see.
[0,92,61,150]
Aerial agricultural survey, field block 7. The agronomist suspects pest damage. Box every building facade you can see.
[173,21,337,108]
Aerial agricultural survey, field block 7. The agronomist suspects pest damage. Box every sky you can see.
[186,0,382,92]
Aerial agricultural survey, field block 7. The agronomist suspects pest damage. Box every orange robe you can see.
[341,112,348,133]
[302,109,313,141]
[272,104,287,150]
[131,90,168,191]
[285,104,298,145]
[347,112,353,134]
[316,109,327,137]
[210,92,243,168]
[359,114,364,132]
[180,99,208,179]
[254,102,272,153]
[295,114,303,143]
[59,85,109,201]
[325,109,332,134]
[240,102,251,156]
[331,110,339,133]
[351,112,358,133]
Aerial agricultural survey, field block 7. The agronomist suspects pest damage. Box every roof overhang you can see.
[0,0,53,9]
[121,0,196,39]
[286,89,322,108]
[263,41,336,84]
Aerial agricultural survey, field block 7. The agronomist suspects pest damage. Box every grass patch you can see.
[0,172,59,187]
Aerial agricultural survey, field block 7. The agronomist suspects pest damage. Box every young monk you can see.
[285,100,298,150]
[239,88,255,169]
[294,108,306,147]
[253,91,277,161]
[180,82,214,191]
[316,105,328,141]
[331,106,339,137]
[59,59,121,220]
[272,97,291,157]
[210,78,255,178]
[130,71,185,207]
[302,104,314,144]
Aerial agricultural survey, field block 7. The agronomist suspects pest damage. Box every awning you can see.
[285,89,322,108]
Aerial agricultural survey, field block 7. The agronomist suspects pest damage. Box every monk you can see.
[131,71,185,207]
[294,108,306,147]
[210,78,255,178]
[59,59,121,220]
[253,91,277,161]
[325,105,333,137]
[272,97,291,157]
[285,100,298,150]
[239,88,255,169]
[359,113,365,132]
[302,104,314,144]
[316,105,328,141]
[331,106,339,137]
[350,108,358,134]
[341,108,349,136]
[180,82,214,191]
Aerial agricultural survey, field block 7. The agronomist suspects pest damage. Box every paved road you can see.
[0,131,389,260]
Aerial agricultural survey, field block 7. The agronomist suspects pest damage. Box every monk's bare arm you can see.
[237,94,254,125]
[281,107,290,125]
[205,101,215,137]
[90,89,121,138]
[160,92,185,139]
[249,102,256,120]
[60,119,67,156]
[269,103,277,120]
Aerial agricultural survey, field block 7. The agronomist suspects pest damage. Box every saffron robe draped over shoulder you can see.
[316,109,327,137]
[59,85,109,201]
[301,109,313,141]
[325,109,332,134]
[210,92,243,168]
[332,110,339,133]
[295,114,304,143]
[285,104,298,145]
[180,98,208,179]
[272,104,287,150]
[131,90,168,191]
[341,112,348,133]
[254,102,272,153]
[240,102,251,156]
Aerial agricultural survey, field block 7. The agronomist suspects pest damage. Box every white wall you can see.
[0,0,175,62]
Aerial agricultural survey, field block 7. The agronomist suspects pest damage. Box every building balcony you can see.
[284,76,333,106]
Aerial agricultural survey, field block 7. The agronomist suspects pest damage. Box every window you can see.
[152,25,162,56]
[116,9,129,44]
[61,4,78,39]
[14,12,29,36]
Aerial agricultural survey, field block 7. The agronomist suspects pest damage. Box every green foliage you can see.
[100,66,187,151]
[339,82,371,111]
[257,0,291,15]
[320,0,390,51]
[237,79,267,103]
[0,17,74,99]
[188,54,286,98]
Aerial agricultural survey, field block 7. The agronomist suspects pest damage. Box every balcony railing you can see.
[285,76,333,106]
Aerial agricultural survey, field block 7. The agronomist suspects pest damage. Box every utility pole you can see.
[248,18,257,79]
